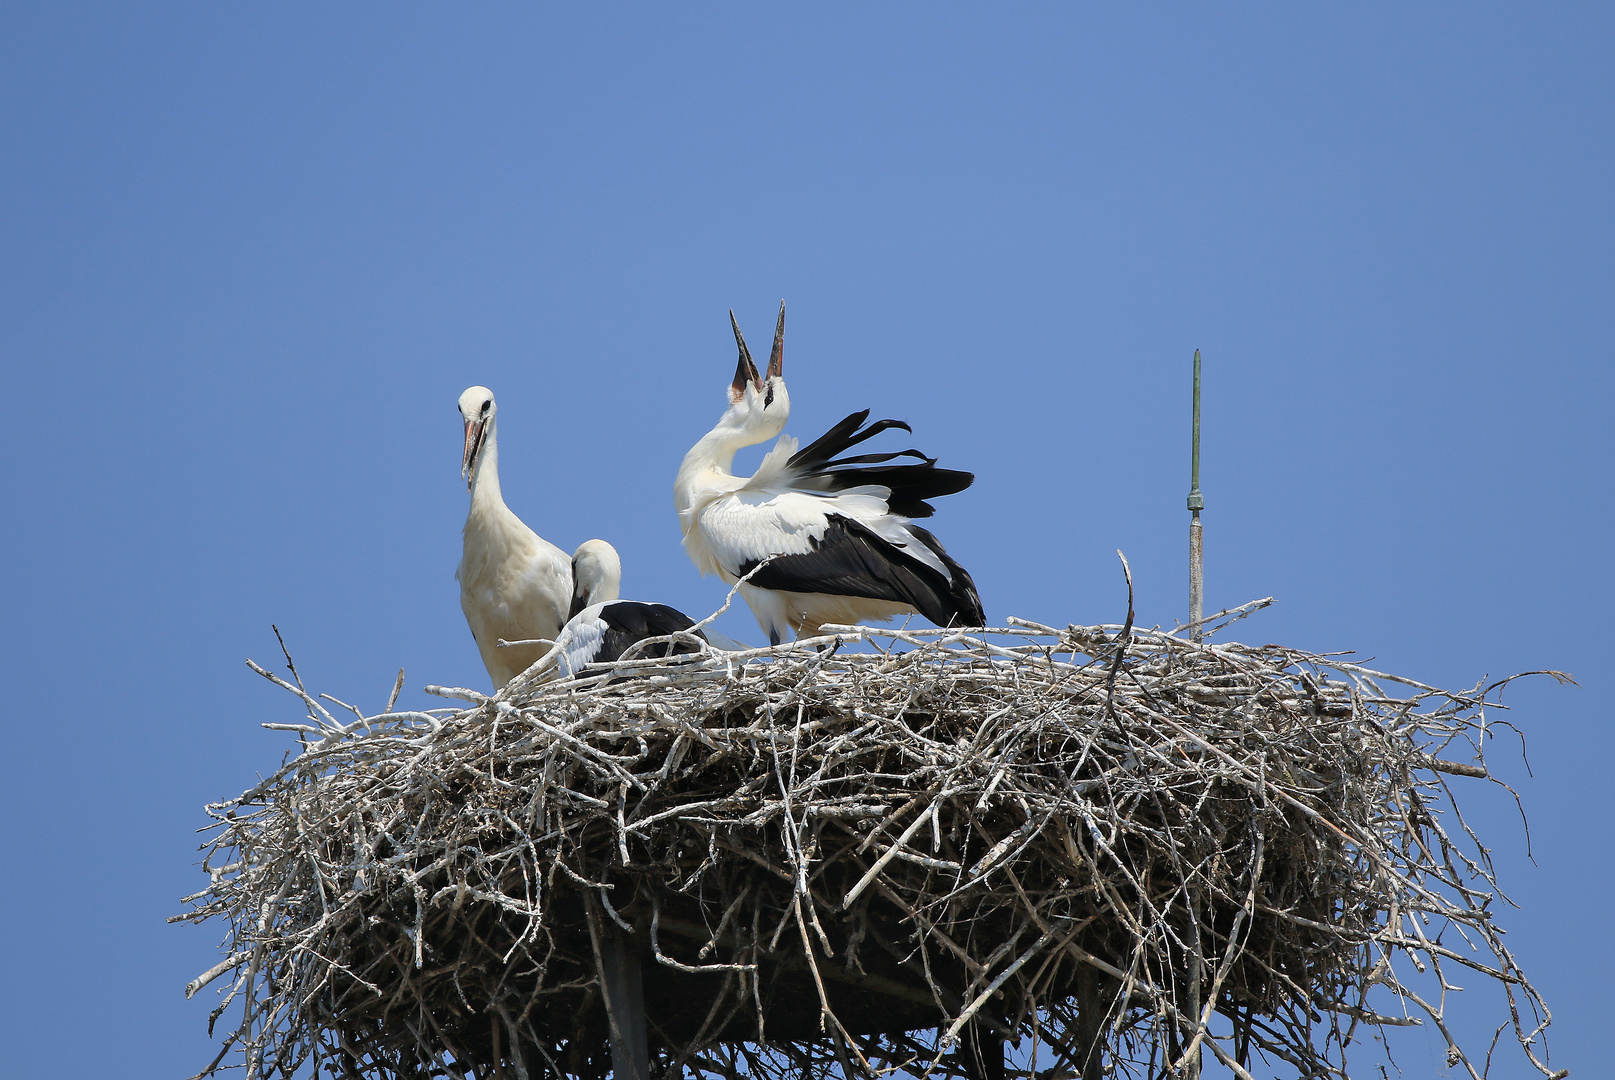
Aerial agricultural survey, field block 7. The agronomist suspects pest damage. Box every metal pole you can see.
[1188,349,1204,644]
[1186,365,1206,1080]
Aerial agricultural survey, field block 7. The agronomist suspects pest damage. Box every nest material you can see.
[178,604,1566,1080]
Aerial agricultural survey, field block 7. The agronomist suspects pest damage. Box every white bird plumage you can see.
[455,386,574,689]
[568,539,621,620]
[548,539,709,679]
[674,304,984,645]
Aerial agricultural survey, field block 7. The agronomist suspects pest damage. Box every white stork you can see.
[673,304,985,646]
[548,538,708,679]
[455,385,573,689]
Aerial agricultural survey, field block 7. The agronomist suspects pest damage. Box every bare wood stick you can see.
[181,603,1566,1080]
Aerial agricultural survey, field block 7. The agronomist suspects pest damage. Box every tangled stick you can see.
[176,604,1570,1080]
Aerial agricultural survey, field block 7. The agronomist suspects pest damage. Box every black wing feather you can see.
[739,514,983,629]
[786,410,907,469]
[906,523,985,627]
[595,602,706,664]
[784,410,975,519]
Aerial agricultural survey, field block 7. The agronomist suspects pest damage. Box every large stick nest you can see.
[177,604,1567,1080]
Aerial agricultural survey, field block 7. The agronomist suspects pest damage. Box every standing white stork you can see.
[456,385,574,689]
[674,304,985,645]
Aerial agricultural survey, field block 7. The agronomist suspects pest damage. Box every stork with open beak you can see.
[455,386,574,689]
[673,304,984,646]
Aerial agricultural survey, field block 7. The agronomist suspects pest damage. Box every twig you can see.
[181,604,1565,1080]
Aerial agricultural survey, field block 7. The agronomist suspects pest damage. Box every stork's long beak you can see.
[461,419,486,490]
[768,300,785,380]
[729,309,763,399]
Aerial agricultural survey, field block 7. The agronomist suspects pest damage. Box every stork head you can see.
[457,385,496,489]
[725,301,789,440]
[570,539,622,618]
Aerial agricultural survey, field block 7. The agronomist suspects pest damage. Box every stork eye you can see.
[480,401,491,414]
[764,385,775,407]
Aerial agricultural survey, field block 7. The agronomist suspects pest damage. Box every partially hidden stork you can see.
[674,304,985,645]
[569,539,622,619]
[456,385,574,689]
[549,538,708,679]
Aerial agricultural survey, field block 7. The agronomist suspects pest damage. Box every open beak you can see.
[768,299,784,380]
[729,309,763,400]
[461,418,486,490]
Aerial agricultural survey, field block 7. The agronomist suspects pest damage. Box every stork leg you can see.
[585,897,650,1080]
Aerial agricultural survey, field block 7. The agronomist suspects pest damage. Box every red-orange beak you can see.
[767,299,784,380]
[461,418,486,490]
[729,309,763,402]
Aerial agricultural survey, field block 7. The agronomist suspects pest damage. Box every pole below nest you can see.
[1188,349,1204,644]
[585,896,650,1080]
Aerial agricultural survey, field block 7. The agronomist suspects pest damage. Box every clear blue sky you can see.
[1,5,1609,1077]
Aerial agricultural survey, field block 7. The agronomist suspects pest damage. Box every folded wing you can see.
[699,410,984,634]
[733,513,983,630]
[556,601,707,679]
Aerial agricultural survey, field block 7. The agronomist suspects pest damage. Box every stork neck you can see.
[692,425,752,476]
[675,424,753,509]
[468,419,505,511]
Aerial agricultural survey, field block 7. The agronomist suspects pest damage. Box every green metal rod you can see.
[1189,349,1204,644]
[1189,348,1202,506]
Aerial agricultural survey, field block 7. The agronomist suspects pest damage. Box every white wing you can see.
[699,488,947,580]
[552,606,609,679]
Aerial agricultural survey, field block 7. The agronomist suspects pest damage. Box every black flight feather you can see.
[786,410,975,519]
[786,411,913,467]
[739,514,984,630]
[905,523,986,627]
[593,602,707,666]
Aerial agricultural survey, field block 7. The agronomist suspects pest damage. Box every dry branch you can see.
[175,614,1568,1080]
